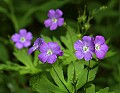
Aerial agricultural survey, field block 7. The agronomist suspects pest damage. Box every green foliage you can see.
[0,0,119,93]
[30,60,99,93]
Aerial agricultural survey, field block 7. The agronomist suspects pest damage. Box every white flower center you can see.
[83,45,89,52]
[95,44,100,50]
[20,37,26,42]
[52,18,57,23]
[47,49,53,55]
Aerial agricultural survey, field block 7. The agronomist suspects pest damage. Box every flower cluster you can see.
[28,38,63,64]
[44,9,64,30]
[74,36,108,61]
[11,29,33,49]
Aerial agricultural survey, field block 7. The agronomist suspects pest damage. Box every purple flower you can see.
[44,9,64,30]
[94,36,108,59]
[38,42,63,64]
[28,38,44,54]
[11,29,33,49]
[74,36,94,61]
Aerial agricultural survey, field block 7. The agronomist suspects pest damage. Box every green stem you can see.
[52,65,71,93]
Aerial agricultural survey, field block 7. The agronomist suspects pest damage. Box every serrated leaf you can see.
[50,63,68,92]
[30,74,61,93]
[88,67,98,82]
[86,84,95,93]
[13,49,33,67]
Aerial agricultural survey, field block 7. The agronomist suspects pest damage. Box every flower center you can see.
[52,18,57,23]
[47,49,53,55]
[95,44,100,50]
[83,45,89,52]
[20,37,26,42]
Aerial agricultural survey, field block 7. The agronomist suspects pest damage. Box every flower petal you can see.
[82,36,94,46]
[84,52,93,61]
[74,40,83,51]
[38,53,48,63]
[28,47,36,54]
[39,42,49,52]
[23,41,31,47]
[55,9,63,18]
[48,42,58,49]
[47,54,57,64]
[94,36,105,45]
[50,23,57,30]
[100,44,108,53]
[95,50,106,59]
[48,9,55,18]
[26,32,33,40]
[57,18,64,26]
[19,29,27,36]
[75,51,84,59]
[44,19,52,28]
[15,43,23,49]
[11,33,20,42]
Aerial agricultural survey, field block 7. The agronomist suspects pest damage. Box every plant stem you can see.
[52,65,71,93]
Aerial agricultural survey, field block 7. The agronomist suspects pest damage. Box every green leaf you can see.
[0,43,9,62]
[86,84,95,93]
[0,6,9,16]
[50,63,68,92]
[67,60,85,91]
[30,74,61,93]
[88,67,98,82]
[13,49,33,67]
[60,25,77,52]
[96,87,115,93]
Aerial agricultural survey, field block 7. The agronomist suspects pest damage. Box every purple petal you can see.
[47,54,57,64]
[50,23,57,30]
[44,19,52,28]
[39,42,49,52]
[48,9,55,18]
[38,53,48,63]
[74,40,83,51]
[28,47,36,54]
[23,41,31,47]
[15,43,23,49]
[75,51,84,59]
[57,18,64,26]
[95,50,106,59]
[82,36,93,46]
[48,42,59,49]
[19,29,27,36]
[84,52,93,61]
[100,44,108,53]
[54,50,63,56]
[11,33,20,42]
[55,9,63,18]
[26,32,33,40]
[94,36,105,45]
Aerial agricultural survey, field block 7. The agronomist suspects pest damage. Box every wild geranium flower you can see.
[28,38,44,54]
[44,9,64,30]
[38,42,63,64]
[11,29,32,49]
[94,36,108,59]
[74,36,94,61]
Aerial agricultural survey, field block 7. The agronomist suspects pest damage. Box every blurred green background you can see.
[0,0,119,93]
